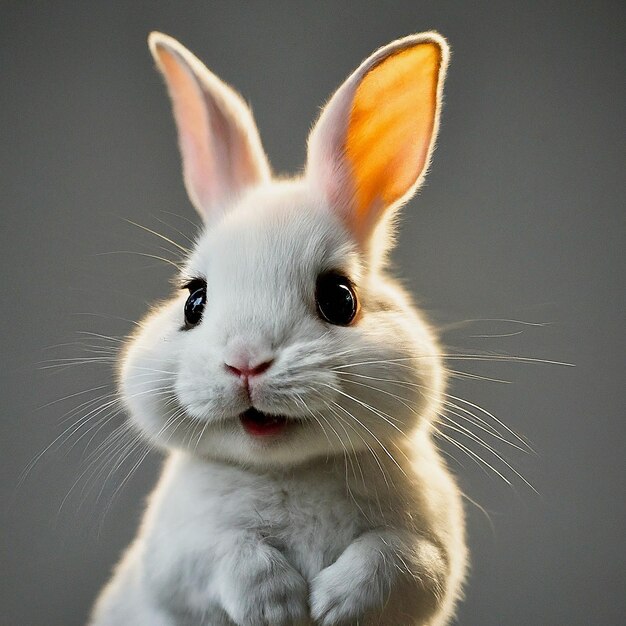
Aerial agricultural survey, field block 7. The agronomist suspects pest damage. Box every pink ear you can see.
[306,33,449,245]
[149,32,271,221]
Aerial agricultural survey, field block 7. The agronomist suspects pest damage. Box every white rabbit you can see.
[89,31,467,626]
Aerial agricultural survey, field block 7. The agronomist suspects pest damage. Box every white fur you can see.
[90,31,467,626]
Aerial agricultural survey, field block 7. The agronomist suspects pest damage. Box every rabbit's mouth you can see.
[240,408,295,437]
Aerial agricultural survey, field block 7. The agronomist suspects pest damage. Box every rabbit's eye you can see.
[183,280,207,329]
[316,272,358,326]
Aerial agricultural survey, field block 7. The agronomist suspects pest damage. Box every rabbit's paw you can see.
[219,544,310,626]
[310,558,383,626]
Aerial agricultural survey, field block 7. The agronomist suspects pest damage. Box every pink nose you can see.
[225,359,273,379]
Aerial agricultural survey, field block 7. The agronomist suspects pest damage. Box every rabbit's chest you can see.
[143,457,400,616]
[154,461,377,583]
[245,474,370,579]
[192,467,370,581]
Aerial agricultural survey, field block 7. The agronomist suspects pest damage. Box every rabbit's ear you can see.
[149,32,271,222]
[306,33,448,245]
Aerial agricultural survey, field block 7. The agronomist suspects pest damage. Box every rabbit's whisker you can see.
[76,331,125,343]
[444,392,533,453]
[321,401,378,523]
[334,369,531,454]
[328,403,394,515]
[321,383,406,435]
[58,421,133,515]
[333,353,574,369]
[124,218,190,255]
[439,317,550,332]
[154,215,197,247]
[95,250,182,270]
[434,430,511,486]
[325,395,407,481]
[437,419,537,493]
[447,369,511,384]
[37,384,112,411]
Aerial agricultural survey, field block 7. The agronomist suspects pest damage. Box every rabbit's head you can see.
[121,32,449,467]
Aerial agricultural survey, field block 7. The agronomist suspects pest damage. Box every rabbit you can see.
[89,30,467,626]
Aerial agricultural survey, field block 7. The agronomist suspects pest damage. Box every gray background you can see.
[1,1,624,624]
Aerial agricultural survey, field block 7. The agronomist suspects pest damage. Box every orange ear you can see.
[347,43,442,223]
[307,34,448,243]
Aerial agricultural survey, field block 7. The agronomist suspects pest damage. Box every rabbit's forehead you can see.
[187,200,358,288]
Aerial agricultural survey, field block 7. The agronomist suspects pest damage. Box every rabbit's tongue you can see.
[240,408,288,437]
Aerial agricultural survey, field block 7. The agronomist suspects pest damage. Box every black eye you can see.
[183,280,207,329]
[315,272,358,326]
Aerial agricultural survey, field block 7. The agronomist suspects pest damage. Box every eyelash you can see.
[181,277,206,292]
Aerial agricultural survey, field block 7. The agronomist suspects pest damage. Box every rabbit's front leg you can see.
[215,533,310,626]
[310,529,447,626]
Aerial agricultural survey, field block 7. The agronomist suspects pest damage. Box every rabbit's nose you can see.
[225,358,273,379]
[223,336,274,381]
